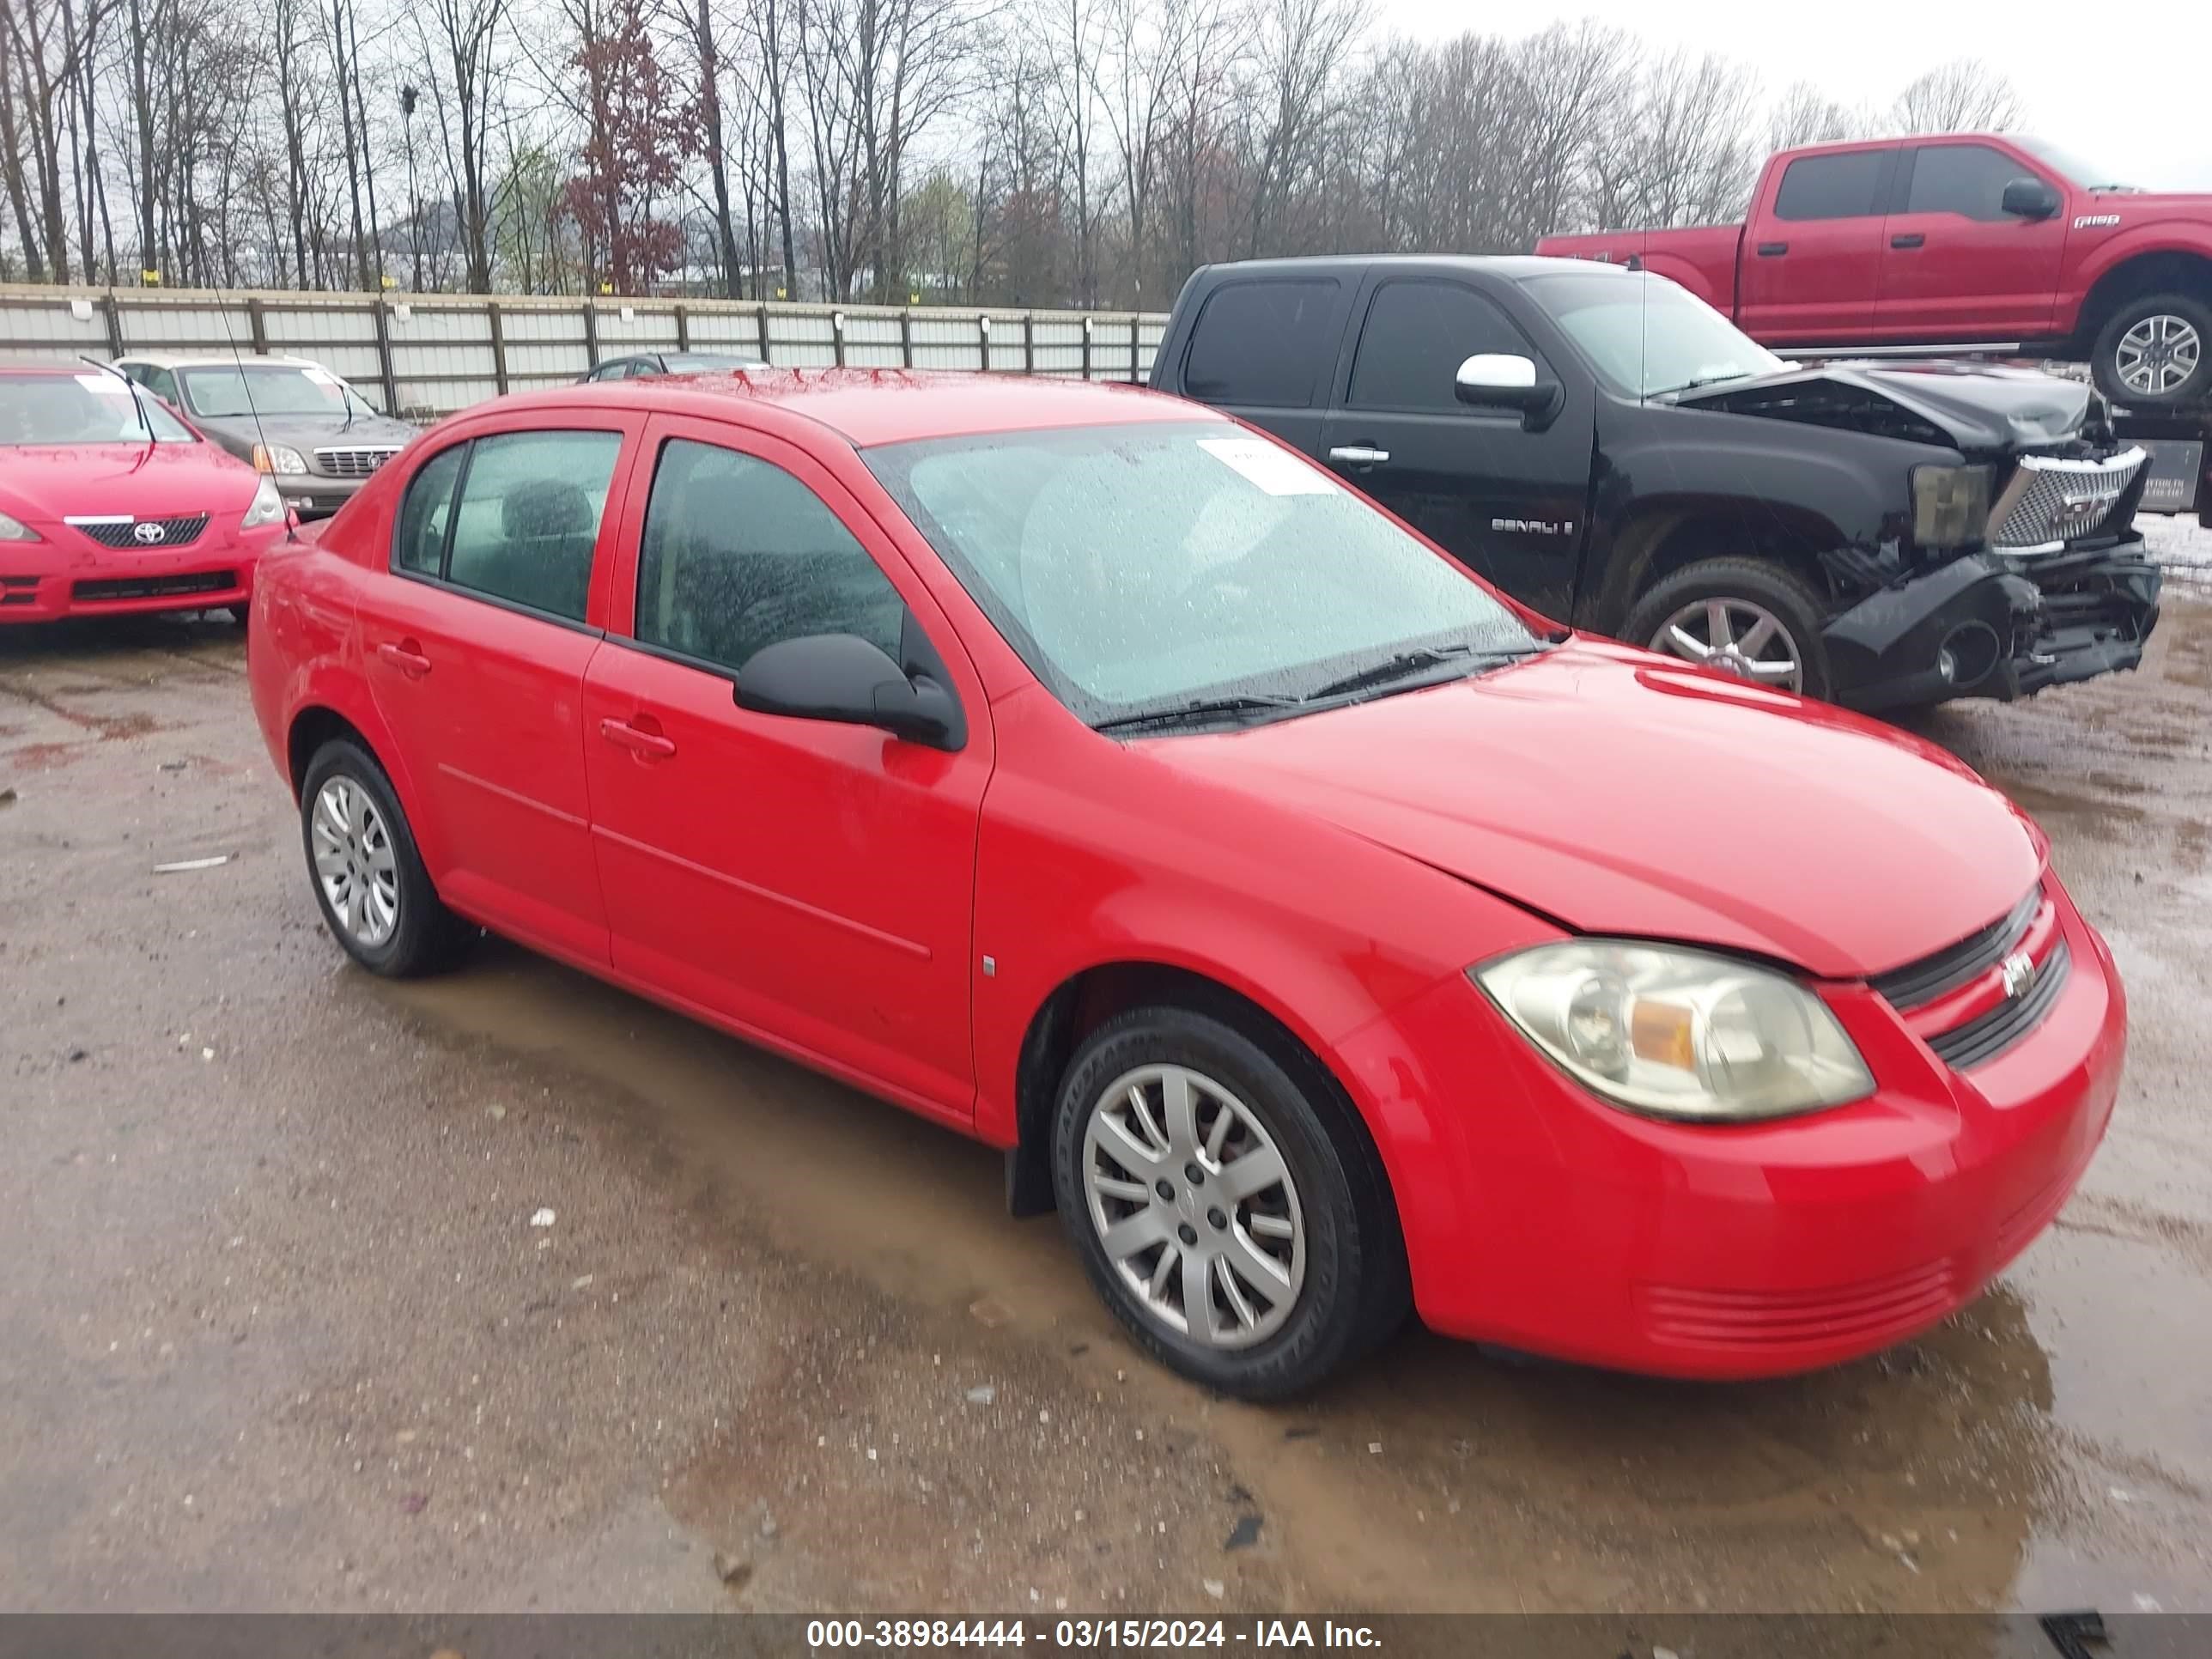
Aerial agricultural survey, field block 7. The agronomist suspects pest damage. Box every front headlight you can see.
[1471,941,1873,1122]
[1911,464,1991,549]
[0,509,40,542]
[240,476,287,529]
[252,442,311,476]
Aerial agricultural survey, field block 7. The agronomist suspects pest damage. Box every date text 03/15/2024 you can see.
[802,1620,1383,1649]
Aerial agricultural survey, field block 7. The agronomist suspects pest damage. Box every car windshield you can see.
[2014,137,2138,191]
[178,364,378,420]
[1526,270,1788,399]
[0,370,195,446]
[865,420,1539,728]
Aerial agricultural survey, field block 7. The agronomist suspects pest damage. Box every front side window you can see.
[865,421,1535,724]
[1905,144,2046,222]
[395,430,622,622]
[0,370,195,446]
[1526,270,1788,399]
[1773,150,1889,221]
[1348,281,1542,411]
[1181,279,1341,409]
[635,438,904,675]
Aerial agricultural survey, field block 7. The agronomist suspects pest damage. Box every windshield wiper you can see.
[1093,693,1303,735]
[1653,371,1755,398]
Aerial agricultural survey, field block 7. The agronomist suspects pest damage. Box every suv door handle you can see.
[1755,241,1788,257]
[375,639,431,678]
[1328,445,1389,466]
[599,717,677,759]
[1891,233,1924,249]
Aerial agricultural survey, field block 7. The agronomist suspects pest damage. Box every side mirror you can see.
[735,631,964,750]
[2001,177,2059,220]
[1455,354,1564,427]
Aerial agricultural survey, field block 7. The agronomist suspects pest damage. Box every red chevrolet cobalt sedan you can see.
[246,369,2124,1397]
[0,360,290,623]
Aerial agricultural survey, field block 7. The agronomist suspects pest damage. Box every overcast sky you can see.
[1381,0,2212,191]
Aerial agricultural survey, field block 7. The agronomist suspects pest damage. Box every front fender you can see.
[2065,227,2212,332]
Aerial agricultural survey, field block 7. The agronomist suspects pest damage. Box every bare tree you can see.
[1890,58,2021,133]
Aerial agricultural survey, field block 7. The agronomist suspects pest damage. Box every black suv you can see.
[1151,255,2162,711]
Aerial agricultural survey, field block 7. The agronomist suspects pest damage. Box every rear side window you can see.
[1348,281,1540,411]
[1182,279,1340,408]
[634,438,904,675]
[1773,151,1888,221]
[1905,144,2039,222]
[394,445,465,575]
[424,430,623,623]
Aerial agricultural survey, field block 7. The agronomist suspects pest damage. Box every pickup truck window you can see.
[1774,150,1888,221]
[1182,279,1341,409]
[1348,280,1543,411]
[1527,271,1785,399]
[1904,143,2045,222]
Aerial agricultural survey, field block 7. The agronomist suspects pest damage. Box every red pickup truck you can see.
[1537,133,2212,411]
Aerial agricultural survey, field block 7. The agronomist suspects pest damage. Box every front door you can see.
[1876,141,2068,341]
[1318,275,1593,618]
[580,417,990,1121]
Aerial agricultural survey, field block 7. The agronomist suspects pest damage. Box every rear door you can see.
[1317,273,1594,618]
[1736,146,1896,342]
[1169,274,1354,461]
[1876,140,2068,340]
[362,419,636,963]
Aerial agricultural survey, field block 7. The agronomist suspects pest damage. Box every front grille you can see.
[313,445,402,478]
[64,513,211,550]
[1989,449,2146,552]
[72,569,236,603]
[1869,886,2042,1011]
[1638,1257,1961,1349]
[1926,942,2072,1071]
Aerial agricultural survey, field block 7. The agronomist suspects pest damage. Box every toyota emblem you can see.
[131,520,167,544]
[2000,951,2036,1000]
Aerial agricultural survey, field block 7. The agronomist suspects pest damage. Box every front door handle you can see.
[599,717,676,759]
[1891,233,1924,250]
[1328,445,1389,466]
[1755,241,1788,257]
[375,639,431,678]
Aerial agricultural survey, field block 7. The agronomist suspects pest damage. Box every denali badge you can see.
[2001,951,2037,1000]
[1492,518,1574,537]
[131,521,167,544]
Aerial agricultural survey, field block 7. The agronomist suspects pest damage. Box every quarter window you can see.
[635,438,905,676]
[1348,281,1540,411]
[1182,279,1341,409]
[393,444,465,576]
[1773,150,1889,221]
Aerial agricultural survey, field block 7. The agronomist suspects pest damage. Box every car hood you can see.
[1146,640,2043,980]
[0,441,260,520]
[1675,361,2094,454]
[191,411,419,450]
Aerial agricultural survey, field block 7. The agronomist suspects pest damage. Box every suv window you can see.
[635,438,905,675]
[1182,279,1340,409]
[1773,150,1888,221]
[1905,143,2040,222]
[430,430,622,622]
[1348,281,1538,411]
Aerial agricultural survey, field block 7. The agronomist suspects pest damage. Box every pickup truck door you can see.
[1167,272,1354,464]
[1318,274,1594,619]
[1735,145,1897,343]
[1876,140,2068,340]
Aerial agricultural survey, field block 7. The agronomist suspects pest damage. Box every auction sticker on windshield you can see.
[1196,436,1336,495]
[76,374,131,396]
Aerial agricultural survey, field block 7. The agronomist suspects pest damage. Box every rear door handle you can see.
[375,640,431,678]
[599,717,676,759]
[1891,233,1924,249]
[1755,241,1788,257]
[1328,445,1389,466]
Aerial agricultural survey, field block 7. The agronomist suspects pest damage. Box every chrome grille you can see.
[1988,448,2145,553]
[64,514,210,550]
[1869,886,2041,1011]
[313,445,402,478]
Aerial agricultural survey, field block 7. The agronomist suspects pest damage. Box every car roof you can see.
[1191,253,1628,285]
[112,351,332,370]
[490,368,1211,447]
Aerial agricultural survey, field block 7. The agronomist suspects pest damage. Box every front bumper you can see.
[1825,538,2161,713]
[272,472,365,522]
[1334,884,2124,1379]
[0,527,283,623]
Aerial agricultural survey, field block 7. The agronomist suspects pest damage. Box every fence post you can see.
[581,300,600,368]
[977,313,991,371]
[371,299,399,413]
[675,303,690,352]
[100,293,125,358]
[1081,315,1092,381]
[487,299,511,396]
[756,302,770,364]
[833,310,846,368]
[899,308,914,368]
[1128,313,1141,384]
[246,296,269,356]
[1022,313,1036,375]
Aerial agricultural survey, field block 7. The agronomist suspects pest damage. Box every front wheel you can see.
[2090,292,2211,410]
[1621,556,1833,701]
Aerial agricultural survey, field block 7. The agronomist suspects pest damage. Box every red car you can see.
[245,368,2124,1396]
[0,360,292,623]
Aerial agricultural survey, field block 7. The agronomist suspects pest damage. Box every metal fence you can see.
[0,285,1170,419]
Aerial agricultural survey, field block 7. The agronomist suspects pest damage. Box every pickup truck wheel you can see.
[1623,558,1832,701]
[2091,292,2210,409]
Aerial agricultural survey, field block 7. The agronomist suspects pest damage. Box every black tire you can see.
[227,602,251,628]
[1050,1004,1408,1400]
[297,737,470,977]
[1620,556,1833,702]
[2089,291,2212,410]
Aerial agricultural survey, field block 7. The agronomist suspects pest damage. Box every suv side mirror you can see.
[1455,353,1564,428]
[2001,177,2059,220]
[736,631,965,750]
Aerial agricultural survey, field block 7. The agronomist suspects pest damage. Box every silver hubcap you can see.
[2115,314,2201,397]
[1652,597,1803,692]
[311,776,401,947]
[1080,1064,1305,1351]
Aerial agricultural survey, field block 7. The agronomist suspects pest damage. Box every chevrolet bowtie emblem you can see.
[2001,951,2036,1000]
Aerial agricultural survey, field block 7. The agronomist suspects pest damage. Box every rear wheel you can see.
[297,738,470,977]
[2090,292,2211,409]
[1621,556,1832,701]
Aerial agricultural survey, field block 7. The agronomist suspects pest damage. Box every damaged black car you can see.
[1150,254,2161,711]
